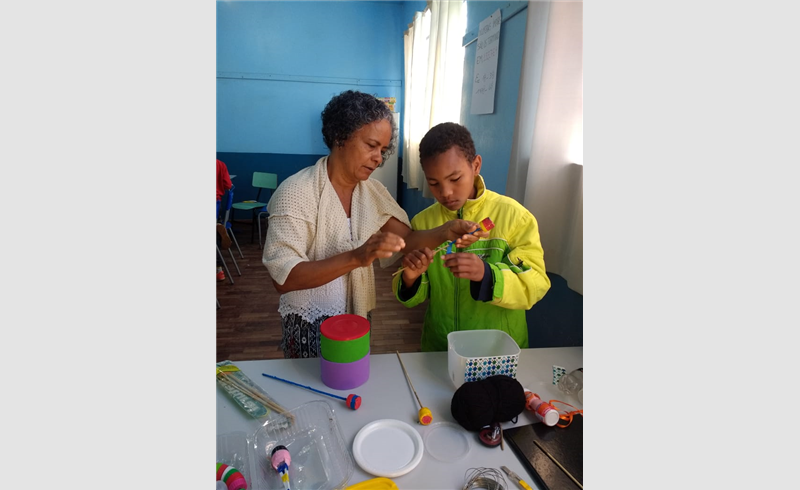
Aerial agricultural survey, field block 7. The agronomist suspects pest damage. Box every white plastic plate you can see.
[352,419,424,478]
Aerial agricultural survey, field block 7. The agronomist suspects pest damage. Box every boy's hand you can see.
[441,252,485,282]
[445,220,489,248]
[355,232,406,267]
[402,247,434,287]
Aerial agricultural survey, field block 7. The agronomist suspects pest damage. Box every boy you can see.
[393,122,551,351]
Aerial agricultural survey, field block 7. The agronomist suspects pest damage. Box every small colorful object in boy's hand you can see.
[216,462,248,490]
[392,217,494,277]
[446,217,494,254]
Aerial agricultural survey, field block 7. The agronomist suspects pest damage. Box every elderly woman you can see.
[263,90,483,358]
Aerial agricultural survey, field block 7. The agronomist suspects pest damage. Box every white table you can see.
[217,347,582,489]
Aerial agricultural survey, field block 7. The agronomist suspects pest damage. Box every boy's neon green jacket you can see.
[392,176,551,351]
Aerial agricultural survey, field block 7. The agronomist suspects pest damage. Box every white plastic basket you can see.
[447,330,521,389]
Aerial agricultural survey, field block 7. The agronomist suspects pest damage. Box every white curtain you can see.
[403,0,465,197]
[508,0,583,294]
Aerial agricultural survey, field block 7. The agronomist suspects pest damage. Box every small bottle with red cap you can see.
[523,390,559,426]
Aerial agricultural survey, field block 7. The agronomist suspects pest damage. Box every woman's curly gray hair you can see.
[321,90,397,164]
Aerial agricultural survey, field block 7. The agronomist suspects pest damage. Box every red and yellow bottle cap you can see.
[478,217,495,233]
[418,407,433,425]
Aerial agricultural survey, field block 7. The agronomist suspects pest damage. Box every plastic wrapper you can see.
[253,400,354,490]
[216,360,293,424]
[217,431,252,488]
[217,401,353,490]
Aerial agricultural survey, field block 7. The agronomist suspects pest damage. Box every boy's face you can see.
[422,146,482,211]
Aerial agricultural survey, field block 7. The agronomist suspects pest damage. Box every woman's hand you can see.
[401,247,434,287]
[353,231,406,267]
[441,252,485,281]
[444,220,490,248]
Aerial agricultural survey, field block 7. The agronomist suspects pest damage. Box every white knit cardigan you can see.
[262,156,410,322]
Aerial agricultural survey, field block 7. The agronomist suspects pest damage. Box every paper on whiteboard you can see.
[470,9,501,115]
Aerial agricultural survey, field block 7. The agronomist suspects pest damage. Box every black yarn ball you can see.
[450,375,526,431]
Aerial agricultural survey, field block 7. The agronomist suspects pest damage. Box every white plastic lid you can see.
[423,422,471,462]
[543,409,560,426]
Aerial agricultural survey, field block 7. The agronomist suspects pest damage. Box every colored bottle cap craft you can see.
[271,445,292,490]
[446,217,494,254]
[216,463,247,490]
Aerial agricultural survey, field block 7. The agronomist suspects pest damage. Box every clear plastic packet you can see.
[252,401,354,490]
[216,360,294,424]
[217,431,252,488]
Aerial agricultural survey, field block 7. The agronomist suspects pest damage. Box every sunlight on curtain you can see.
[510,0,583,293]
[403,1,466,197]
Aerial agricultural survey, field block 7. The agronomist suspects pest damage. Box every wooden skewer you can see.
[217,375,274,409]
[533,440,582,489]
[391,242,451,277]
[219,374,286,412]
[395,351,424,408]
[219,377,294,423]
[217,373,294,422]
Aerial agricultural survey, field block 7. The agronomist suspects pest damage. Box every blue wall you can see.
[460,1,528,196]
[217,0,526,215]
[217,0,420,202]
[399,0,528,218]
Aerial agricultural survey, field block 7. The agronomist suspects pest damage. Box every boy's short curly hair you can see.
[419,122,476,167]
[321,90,397,164]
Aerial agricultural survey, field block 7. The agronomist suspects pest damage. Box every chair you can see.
[231,172,277,244]
[217,186,243,284]
[219,185,244,260]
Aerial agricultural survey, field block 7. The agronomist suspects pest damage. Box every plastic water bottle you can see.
[557,368,583,404]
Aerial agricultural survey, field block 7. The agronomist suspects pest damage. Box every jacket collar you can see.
[441,175,487,219]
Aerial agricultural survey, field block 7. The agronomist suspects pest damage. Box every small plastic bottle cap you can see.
[346,394,362,410]
[419,407,433,425]
[543,409,560,426]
